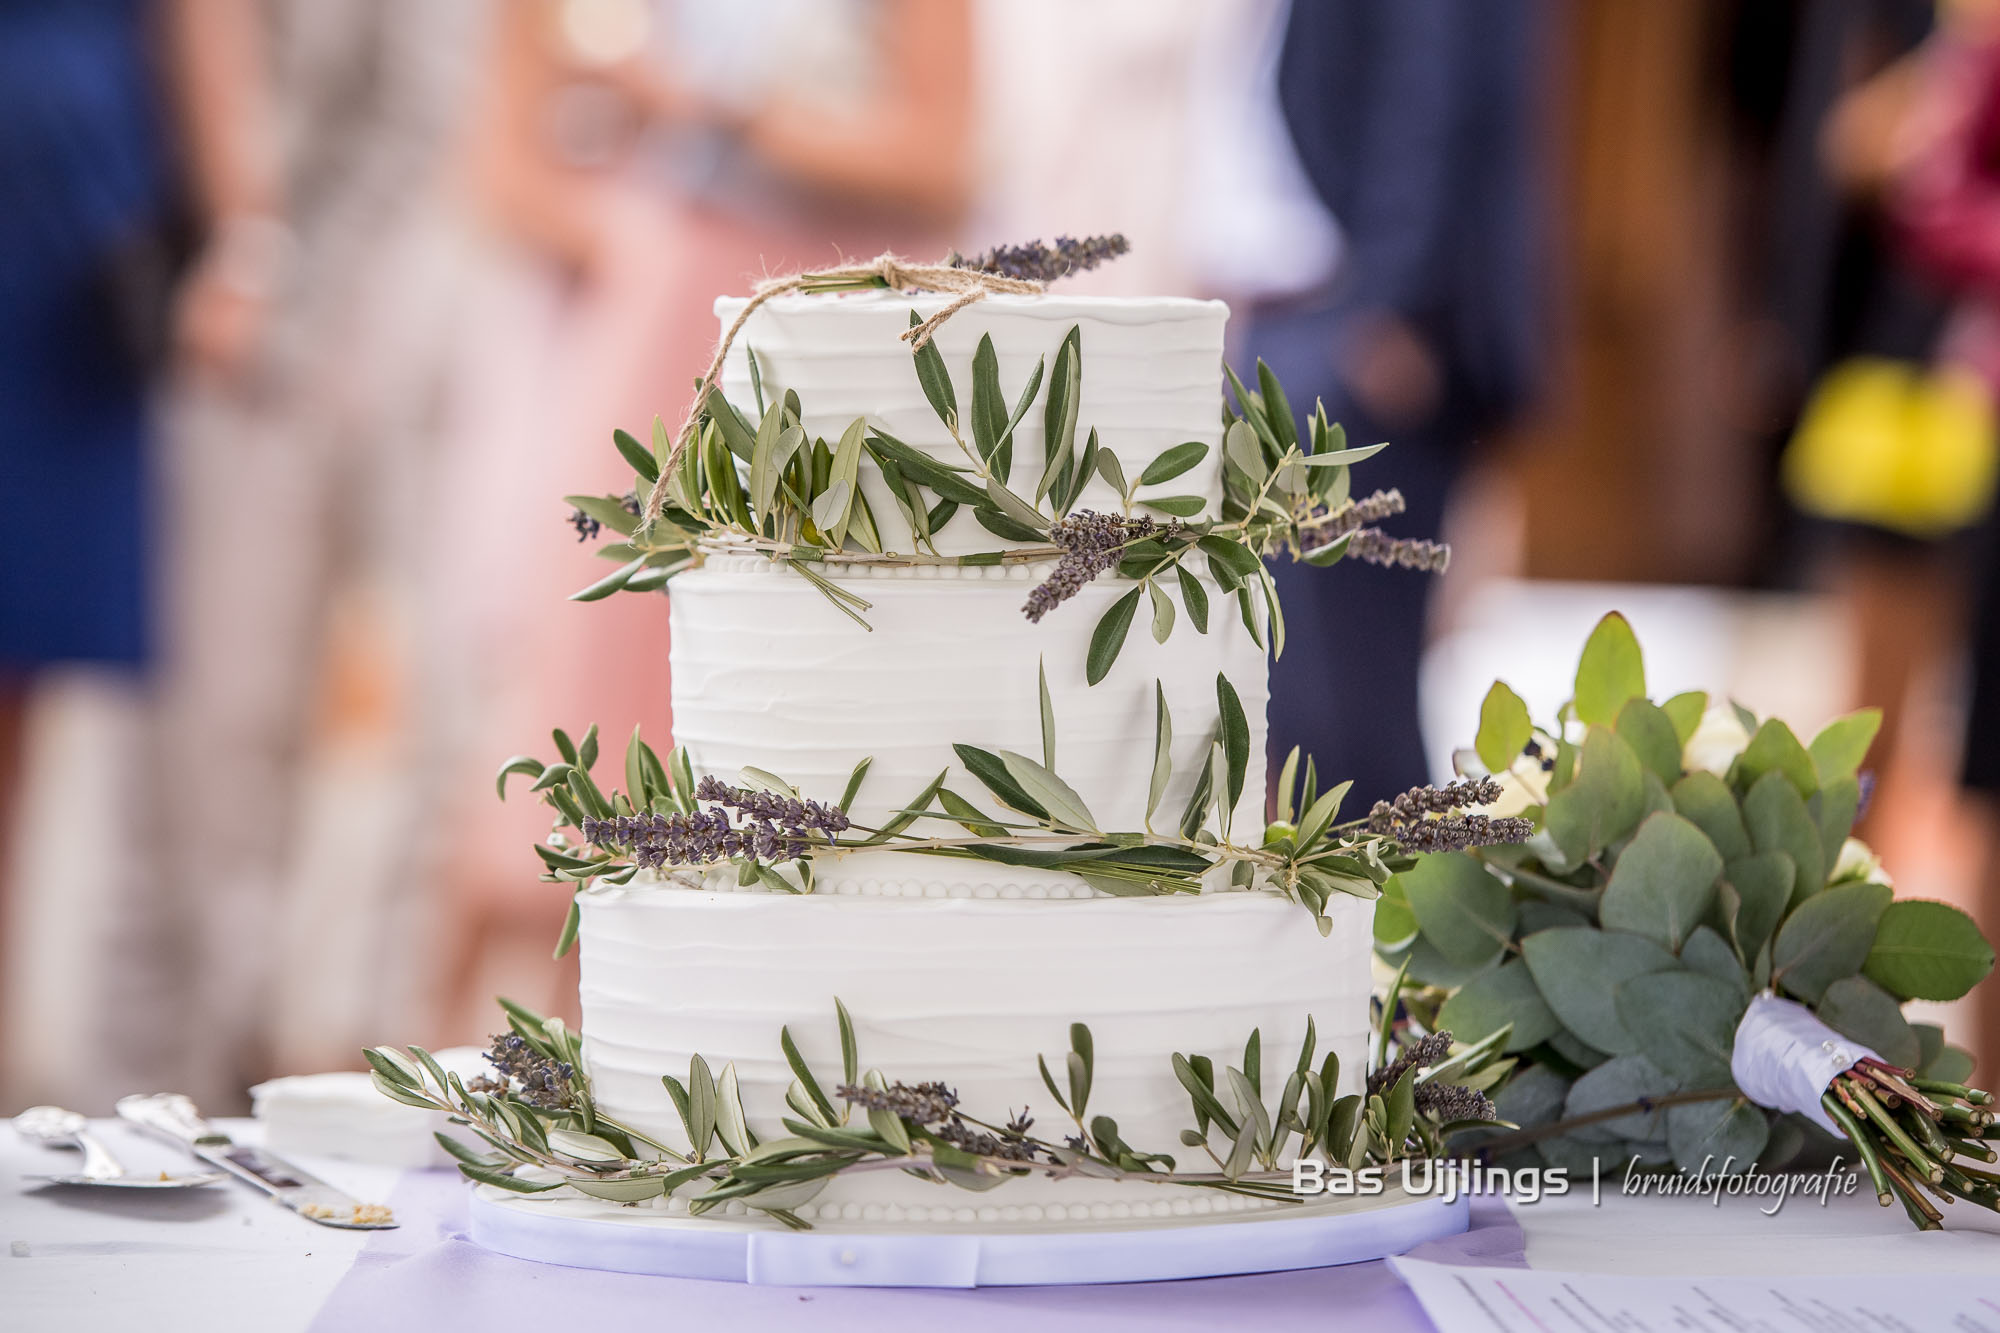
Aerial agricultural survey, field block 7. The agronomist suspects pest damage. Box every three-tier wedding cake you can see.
[576,291,1373,1225]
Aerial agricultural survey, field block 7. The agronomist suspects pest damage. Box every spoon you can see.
[14,1105,221,1189]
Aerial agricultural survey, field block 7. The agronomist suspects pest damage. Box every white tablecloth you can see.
[5,1122,1999,1330]
[4,1118,397,1331]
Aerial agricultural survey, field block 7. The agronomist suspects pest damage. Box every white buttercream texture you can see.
[578,887,1373,1213]
[714,291,1230,555]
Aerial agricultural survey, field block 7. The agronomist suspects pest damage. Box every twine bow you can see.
[641,254,1044,527]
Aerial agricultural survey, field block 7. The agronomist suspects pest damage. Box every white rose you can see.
[1682,705,1752,777]
[1488,754,1552,817]
[1830,836,1891,887]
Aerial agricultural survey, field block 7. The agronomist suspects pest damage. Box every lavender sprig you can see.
[579,780,850,868]
[954,234,1130,284]
[1344,529,1451,573]
[1023,511,1161,622]
[694,776,850,836]
[1415,1081,1498,1125]
[1369,1031,1454,1097]
[1366,778,1533,853]
[471,1032,575,1112]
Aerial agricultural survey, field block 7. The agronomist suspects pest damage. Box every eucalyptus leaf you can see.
[1616,698,1683,786]
[1816,974,1920,1069]
[1666,1098,1768,1175]
[1563,1054,1678,1142]
[1770,880,1892,1004]
[1733,719,1817,800]
[1598,812,1722,952]
[1670,772,1752,862]
[1572,612,1646,728]
[1615,970,1742,1085]
[1660,691,1709,744]
[1541,727,1647,870]
[1742,771,1825,909]
[1437,959,1559,1052]
[1521,927,1679,1056]
[1808,709,1882,784]
[1397,852,1516,970]
[1475,681,1532,775]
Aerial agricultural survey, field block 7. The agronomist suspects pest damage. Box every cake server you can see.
[115,1093,397,1228]
[14,1104,222,1188]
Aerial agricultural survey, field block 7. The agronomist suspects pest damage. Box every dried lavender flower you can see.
[1369,777,1505,832]
[479,1032,576,1112]
[1369,1031,1455,1097]
[955,234,1130,284]
[1300,489,1407,541]
[1389,813,1536,854]
[694,776,850,835]
[1415,1081,1498,1125]
[1344,528,1450,573]
[569,508,603,542]
[837,1081,960,1125]
[1023,511,1160,622]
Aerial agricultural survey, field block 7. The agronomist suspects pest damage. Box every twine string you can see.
[641,254,1043,526]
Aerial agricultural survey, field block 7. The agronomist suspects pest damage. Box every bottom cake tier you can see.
[577,882,1373,1223]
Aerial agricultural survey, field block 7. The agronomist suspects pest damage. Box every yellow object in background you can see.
[1783,358,1998,538]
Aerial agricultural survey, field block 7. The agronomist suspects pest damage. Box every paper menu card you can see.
[1390,1258,2000,1332]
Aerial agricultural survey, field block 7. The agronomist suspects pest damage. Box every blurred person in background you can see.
[1875,0,2000,1074]
[1243,0,1544,806]
[429,0,970,1039]
[110,0,488,1107]
[0,0,173,1067]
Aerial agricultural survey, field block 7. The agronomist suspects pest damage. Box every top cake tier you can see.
[713,291,1230,556]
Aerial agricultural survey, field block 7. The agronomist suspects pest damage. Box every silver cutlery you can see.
[14,1104,221,1189]
[116,1093,397,1228]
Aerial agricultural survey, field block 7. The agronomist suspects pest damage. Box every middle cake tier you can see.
[668,554,1270,896]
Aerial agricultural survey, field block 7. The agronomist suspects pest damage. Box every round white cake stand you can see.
[467,1184,1468,1288]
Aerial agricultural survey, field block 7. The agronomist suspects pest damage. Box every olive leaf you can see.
[1147,682,1173,823]
[1139,441,1210,486]
[1086,586,1142,685]
[1216,672,1250,809]
[1177,566,1211,633]
[908,309,957,430]
[996,750,1098,832]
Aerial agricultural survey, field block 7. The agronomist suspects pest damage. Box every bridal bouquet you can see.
[1383,612,1997,1228]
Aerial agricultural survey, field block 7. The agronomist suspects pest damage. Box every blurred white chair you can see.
[1419,579,1857,782]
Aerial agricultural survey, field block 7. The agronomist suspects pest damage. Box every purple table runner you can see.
[311,1173,1522,1331]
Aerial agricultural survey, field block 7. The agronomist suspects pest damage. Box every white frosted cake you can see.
[572,292,1377,1226]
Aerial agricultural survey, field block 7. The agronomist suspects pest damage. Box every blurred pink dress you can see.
[431,0,946,1027]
